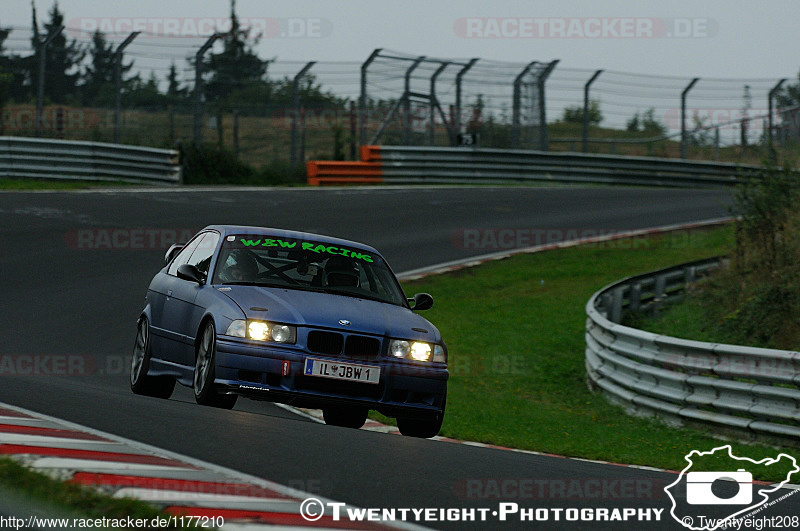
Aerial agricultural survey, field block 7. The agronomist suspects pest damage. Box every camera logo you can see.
[686,469,752,505]
[664,445,799,531]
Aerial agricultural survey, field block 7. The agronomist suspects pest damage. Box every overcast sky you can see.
[2,0,798,79]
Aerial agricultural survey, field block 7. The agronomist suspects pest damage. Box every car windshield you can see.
[212,234,407,306]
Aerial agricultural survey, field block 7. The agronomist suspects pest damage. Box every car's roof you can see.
[203,225,381,255]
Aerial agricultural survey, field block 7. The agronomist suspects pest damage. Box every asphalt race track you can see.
[1,185,798,530]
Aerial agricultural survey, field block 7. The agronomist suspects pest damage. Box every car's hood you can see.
[216,285,441,342]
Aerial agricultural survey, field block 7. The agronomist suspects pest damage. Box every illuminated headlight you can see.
[410,342,432,362]
[389,339,435,362]
[248,321,270,341]
[224,320,296,344]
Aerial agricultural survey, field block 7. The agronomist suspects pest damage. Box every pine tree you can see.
[32,2,84,103]
[203,0,269,106]
[83,30,132,105]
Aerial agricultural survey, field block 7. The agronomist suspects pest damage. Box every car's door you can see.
[167,231,220,367]
[149,234,203,360]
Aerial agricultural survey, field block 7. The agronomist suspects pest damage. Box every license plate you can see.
[304,358,380,384]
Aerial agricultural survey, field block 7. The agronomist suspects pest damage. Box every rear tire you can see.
[130,317,175,399]
[322,406,368,429]
[194,321,237,410]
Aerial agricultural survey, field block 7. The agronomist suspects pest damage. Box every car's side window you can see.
[187,232,220,278]
[166,233,204,276]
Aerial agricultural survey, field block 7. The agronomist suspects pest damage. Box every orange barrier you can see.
[306,158,383,185]
[360,145,381,162]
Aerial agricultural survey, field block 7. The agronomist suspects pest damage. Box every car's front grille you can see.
[307,331,344,355]
[345,335,381,359]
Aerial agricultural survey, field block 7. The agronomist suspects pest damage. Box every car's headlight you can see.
[225,320,296,344]
[389,339,444,363]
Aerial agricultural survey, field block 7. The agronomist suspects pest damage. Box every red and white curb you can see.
[0,402,424,530]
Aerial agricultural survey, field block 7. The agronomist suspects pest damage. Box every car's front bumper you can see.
[215,337,448,418]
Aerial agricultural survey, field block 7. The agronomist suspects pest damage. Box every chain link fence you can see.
[1,24,798,172]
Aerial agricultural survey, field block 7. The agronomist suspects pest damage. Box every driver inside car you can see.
[324,257,360,287]
[218,250,259,282]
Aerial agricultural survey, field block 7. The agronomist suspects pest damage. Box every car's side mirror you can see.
[165,244,184,265]
[177,263,204,284]
[408,292,434,311]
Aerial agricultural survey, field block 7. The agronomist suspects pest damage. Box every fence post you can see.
[537,60,559,151]
[35,26,63,138]
[112,31,139,144]
[290,61,315,172]
[583,69,603,153]
[429,62,449,146]
[193,34,220,145]
[512,61,538,149]
[233,109,239,160]
[680,77,700,159]
[402,56,425,145]
[454,58,479,144]
[359,48,382,149]
[768,78,787,160]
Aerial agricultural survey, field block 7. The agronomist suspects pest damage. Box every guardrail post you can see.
[193,34,221,145]
[582,70,603,153]
[429,62,450,146]
[359,48,382,149]
[611,287,624,323]
[768,78,787,160]
[113,32,140,144]
[680,78,700,159]
[629,283,641,313]
[454,58,479,145]
[290,61,315,172]
[34,26,64,138]
[512,61,538,149]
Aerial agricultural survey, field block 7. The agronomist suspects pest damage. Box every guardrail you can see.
[307,145,761,187]
[0,137,181,184]
[585,257,800,442]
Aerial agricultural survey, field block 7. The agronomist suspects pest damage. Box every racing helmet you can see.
[324,257,360,287]
[219,250,259,282]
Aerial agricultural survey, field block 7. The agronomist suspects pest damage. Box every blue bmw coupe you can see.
[131,226,448,437]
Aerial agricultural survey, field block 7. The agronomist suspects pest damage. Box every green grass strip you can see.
[394,225,799,482]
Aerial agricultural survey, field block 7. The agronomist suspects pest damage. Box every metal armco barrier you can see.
[307,145,760,186]
[585,257,800,442]
[0,137,181,184]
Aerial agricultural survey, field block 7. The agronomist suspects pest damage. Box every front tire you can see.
[397,394,446,438]
[322,406,368,429]
[130,317,175,399]
[194,321,237,409]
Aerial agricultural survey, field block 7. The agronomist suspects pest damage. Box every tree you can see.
[626,108,666,136]
[562,100,602,125]
[166,63,187,103]
[203,0,269,106]
[31,2,85,103]
[776,70,800,139]
[82,30,132,106]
